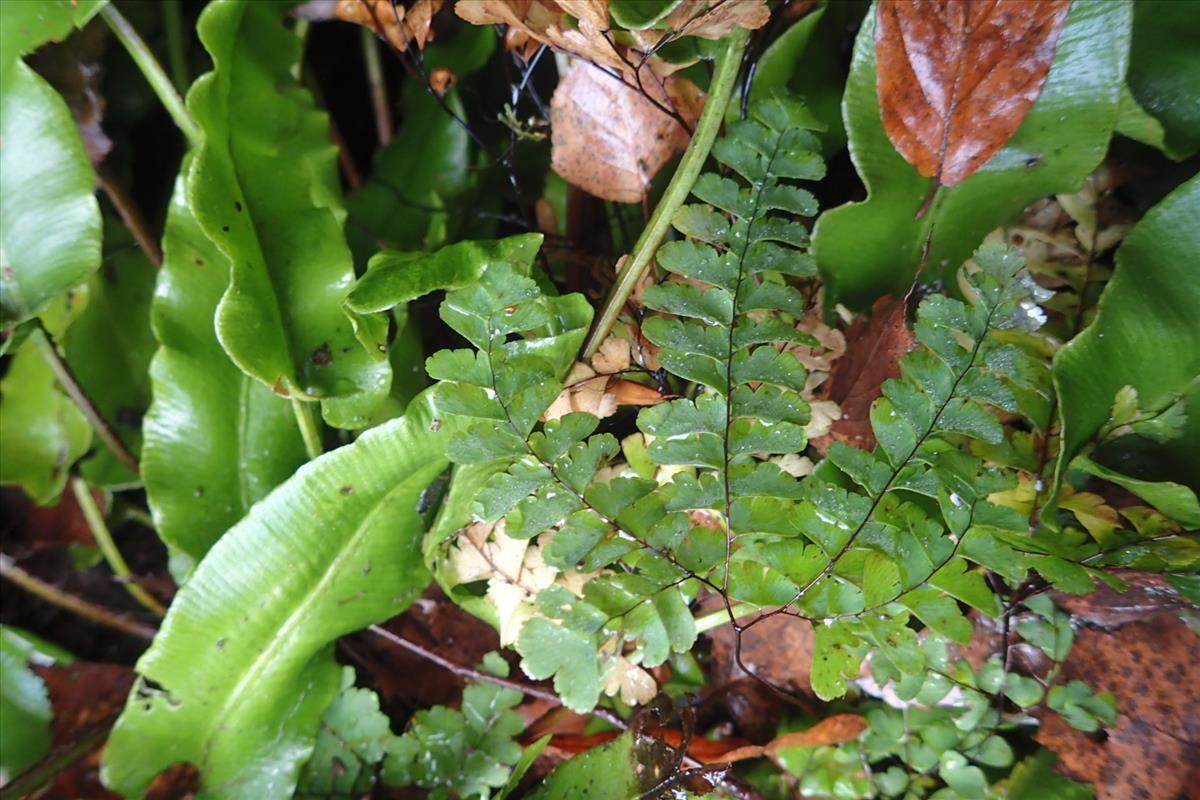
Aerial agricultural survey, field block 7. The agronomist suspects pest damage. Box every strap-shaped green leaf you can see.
[0,61,101,324]
[1055,175,1200,489]
[142,170,306,562]
[102,390,452,799]
[186,0,387,403]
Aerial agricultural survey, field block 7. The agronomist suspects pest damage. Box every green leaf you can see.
[1047,680,1118,733]
[383,654,524,798]
[1055,176,1200,490]
[939,751,986,800]
[608,0,682,29]
[1126,0,1200,159]
[811,621,865,701]
[297,667,393,799]
[346,83,474,264]
[516,618,600,714]
[0,335,91,504]
[0,625,72,779]
[102,390,451,800]
[1074,456,1200,528]
[527,728,674,800]
[142,171,306,562]
[0,60,101,324]
[348,233,544,313]
[1001,750,1093,800]
[813,0,1131,309]
[62,221,157,488]
[0,1,105,64]
[187,0,387,404]
[739,4,851,155]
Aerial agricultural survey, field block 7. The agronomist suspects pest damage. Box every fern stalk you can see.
[581,26,750,358]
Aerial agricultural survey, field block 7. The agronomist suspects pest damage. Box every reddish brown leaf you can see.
[1035,611,1200,800]
[765,714,869,751]
[813,294,913,454]
[550,60,696,203]
[663,0,771,40]
[875,0,1071,186]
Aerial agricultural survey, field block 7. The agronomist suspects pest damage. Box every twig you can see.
[290,396,324,460]
[97,164,162,268]
[581,27,750,359]
[101,4,200,147]
[0,554,157,641]
[30,325,140,476]
[361,27,393,146]
[367,624,628,730]
[72,479,168,617]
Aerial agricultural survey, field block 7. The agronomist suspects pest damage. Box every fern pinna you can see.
[426,96,1096,717]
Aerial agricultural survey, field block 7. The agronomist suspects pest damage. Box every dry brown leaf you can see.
[456,0,627,73]
[337,0,444,51]
[429,66,457,95]
[591,335,632,373]
[550,59,693,202]
[663,0,771,40]
[765,714,869,752]
[875,0,1070,185]
[813,294,913,454]
[1035,611,1200,799]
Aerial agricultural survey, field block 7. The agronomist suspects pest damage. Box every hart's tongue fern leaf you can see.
[427,96,1070,712]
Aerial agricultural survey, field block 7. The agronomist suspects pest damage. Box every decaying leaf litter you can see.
[1,1,1197,799]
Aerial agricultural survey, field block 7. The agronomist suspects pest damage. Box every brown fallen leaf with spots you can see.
[875,0,1071,186]
[550,59,699,203]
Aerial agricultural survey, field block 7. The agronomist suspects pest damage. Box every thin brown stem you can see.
[367,624,627,730]
[0,554,157,641]
[97,164,163,268]
[30,325,140,476]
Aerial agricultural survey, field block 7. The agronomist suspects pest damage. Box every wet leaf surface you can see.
[550,60,695,203]
[875,0,1071,186]
[813,294,913,454]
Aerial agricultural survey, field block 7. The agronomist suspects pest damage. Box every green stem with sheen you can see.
[71,478,168,617]
[291,396,324,460]
[580,27,749,359]
[101,4,201,146]
[693,602,760,634]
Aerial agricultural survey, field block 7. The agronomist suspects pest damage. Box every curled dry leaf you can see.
[813,294,913,454]
[455,0,626,73]
[550,59,699,203]
[544,344,666,421]
[663,0,772,40]
[766,713,869,751]
[875,0,1071,186]
[336,0,444,52]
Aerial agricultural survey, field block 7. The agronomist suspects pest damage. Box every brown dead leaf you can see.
[663,0,771,40]
[337,0,444,52]
[766,714,868,752]
[544,361,665,421]
[456,0,627,73]
[813,294,913,454]
[875,0,1071,186]
[550,60,694,203]
[1035,611,1200,800]
[429,66,456,95]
